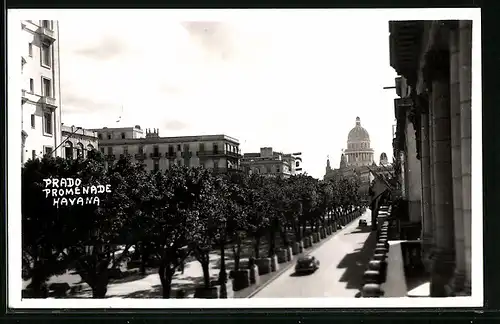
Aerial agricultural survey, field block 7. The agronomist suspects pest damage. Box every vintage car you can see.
[294,255,320,274]
[358,219,368,227]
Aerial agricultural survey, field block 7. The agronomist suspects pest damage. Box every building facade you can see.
[92,126,241,174]
[324,117,392,198]
[344,117,375,166]
[61,124,99,159]
[240,147,302,178]
[389,20,472,296]
[21,20,62,163]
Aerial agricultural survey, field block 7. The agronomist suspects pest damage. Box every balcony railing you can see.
[37,27,56,43]
[39,96,57,108]
[135,153,147,160]
[150,152,162,159]
[225,151,242,158]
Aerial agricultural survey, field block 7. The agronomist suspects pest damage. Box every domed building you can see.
[324,117,393,199]
[344,117,374,167]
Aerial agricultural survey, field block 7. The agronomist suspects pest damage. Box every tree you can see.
[148,166,210,298]
[245,174,271,259]
[22,156,75,297]
[63,152,152,298]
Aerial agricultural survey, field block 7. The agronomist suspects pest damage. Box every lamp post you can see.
[49,126,82,157]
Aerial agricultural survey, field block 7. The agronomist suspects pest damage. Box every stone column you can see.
[459,20,472,295]
[426,49,456,297]
[449,24,466,293]
[420,103,434,273]
[428,97,437,244]
[405,115,422,224]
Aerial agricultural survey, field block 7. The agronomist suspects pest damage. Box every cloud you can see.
[163,120,189,131]
[181,21,234,61]
[62,92,117,114]
[72,36,129,61]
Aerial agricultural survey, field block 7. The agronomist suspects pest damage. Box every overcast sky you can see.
[55,11,401,179]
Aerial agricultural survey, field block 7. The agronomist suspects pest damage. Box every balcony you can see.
[150,152,162,159]
[22,90,28,103]
[37,26,56,43]
[135,153,147,160]
[226,151,242,159]
[39,96,57,108]
[198,151,225,158]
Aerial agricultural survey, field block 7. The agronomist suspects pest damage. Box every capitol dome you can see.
[347,117,370,142]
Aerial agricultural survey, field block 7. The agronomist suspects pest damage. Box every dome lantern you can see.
[347,117,370,142]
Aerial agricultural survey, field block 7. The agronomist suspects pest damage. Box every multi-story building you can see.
[91,126,241,173]
[21,20,62,163]
[240,147,302,178]
[388,20,472,296]
[61,124,99,159]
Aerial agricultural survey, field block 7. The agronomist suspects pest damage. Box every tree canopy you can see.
[22,152,362,298]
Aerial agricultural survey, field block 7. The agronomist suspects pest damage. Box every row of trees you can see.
[22,151,362,298]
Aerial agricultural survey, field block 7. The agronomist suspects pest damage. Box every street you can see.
[251,209,376,298]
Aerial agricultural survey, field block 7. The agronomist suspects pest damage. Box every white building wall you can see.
[21,20,62,162]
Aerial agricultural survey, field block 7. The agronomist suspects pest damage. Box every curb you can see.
[246,210,366,298]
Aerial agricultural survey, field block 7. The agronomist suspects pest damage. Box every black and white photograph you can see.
[8,8,482,309]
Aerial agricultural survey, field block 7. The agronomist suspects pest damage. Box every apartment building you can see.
[91,126,241,173]
[21,20,62,163]
[240,147,302,178]
[61,124,99,159]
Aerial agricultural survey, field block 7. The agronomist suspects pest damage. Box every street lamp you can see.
[49,126,82,157]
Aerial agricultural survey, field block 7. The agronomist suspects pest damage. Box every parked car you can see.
[358,219,367,227]
[295,255,320,274]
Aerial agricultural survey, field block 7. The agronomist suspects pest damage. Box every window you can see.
[100,147,105,154]
[107,134,111,139]
[76,144,84,157]
[267,166,272,173]
[98,133,102,140]
[28,43,33,57]
[30,114,35,128]
[177,144,181,151]
[213,144,219,154]
[183,144,189,152]
[199,143,205,152]
[123,146,128,156]
[138,146,144,154]
[29,78,34,92]
[107,147,113,155]
[43,112,52,135]
[41,43,51,67]
[168,145,174,156]
[31,150,36,160]
[153,146,159,155]
[121,132,125,139]
[153,160,159,172]
[44,146,52,157]
[42,78,52,97]
[42,20,52,29]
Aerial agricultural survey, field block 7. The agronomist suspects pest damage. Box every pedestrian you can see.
[178,259,185,274]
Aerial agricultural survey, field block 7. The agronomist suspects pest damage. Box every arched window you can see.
[76,142,84,158]
[65,141,74,159]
